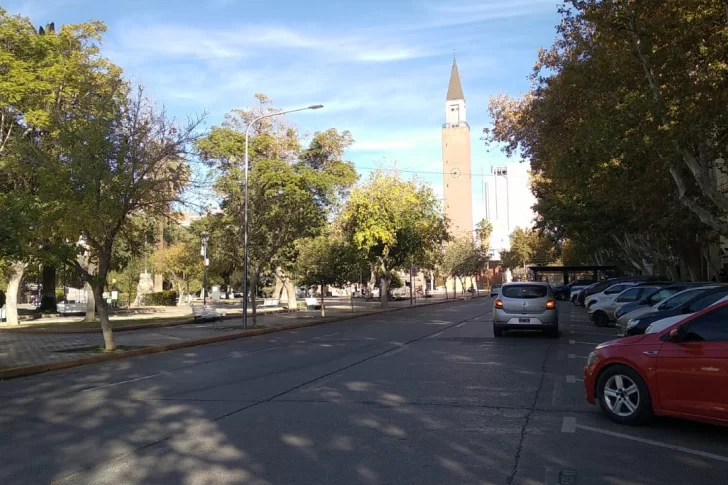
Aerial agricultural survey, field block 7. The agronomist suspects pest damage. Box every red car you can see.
[584,300,728,426]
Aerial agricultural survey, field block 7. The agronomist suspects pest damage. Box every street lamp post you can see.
[242,104,324,329]
[201,231,210,306]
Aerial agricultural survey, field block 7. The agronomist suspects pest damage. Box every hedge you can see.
[142,291,178,306]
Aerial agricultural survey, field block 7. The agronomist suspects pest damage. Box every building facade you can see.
[484,162,537,260]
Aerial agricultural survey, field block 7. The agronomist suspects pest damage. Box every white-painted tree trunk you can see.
[4,261,27,325]
[82,282,96,322]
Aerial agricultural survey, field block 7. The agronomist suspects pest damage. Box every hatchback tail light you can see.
[494,299,504,309]
[546,299,556,309]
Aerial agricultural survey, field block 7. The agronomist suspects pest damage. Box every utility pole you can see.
[201,231,209,306]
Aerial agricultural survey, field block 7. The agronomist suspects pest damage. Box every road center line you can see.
[430,331,444,338]
[456,322,469,328]
[576,424,728,464]
[81,373,162,392]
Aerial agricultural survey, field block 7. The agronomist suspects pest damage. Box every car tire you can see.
[493,325,503,337]
[597,364,653,425]
[594,311,608,327]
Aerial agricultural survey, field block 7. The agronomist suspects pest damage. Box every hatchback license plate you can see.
[519,318,530,323]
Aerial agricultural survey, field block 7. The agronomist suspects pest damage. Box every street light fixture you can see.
[242,104,324,329]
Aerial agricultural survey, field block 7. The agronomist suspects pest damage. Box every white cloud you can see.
[114,23,436,64]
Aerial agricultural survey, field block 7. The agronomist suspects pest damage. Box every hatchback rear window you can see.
[502,285,548,299]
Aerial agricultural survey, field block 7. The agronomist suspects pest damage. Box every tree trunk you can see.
[445,279,449,300]
[320,282,326,318]
[379,274,389,309]
[91,282,115,351]
[40,264,57,311]
[82,282,96,322]
[4,261,27,325]
[251,273,258,327]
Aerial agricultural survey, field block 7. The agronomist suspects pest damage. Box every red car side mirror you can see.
[667,328,681,342]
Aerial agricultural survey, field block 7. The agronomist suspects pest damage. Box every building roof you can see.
[446,58,465,101]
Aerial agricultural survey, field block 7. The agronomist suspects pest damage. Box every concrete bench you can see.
[192,305,224,322]
[305,297,321,310]
[261,298,281,309]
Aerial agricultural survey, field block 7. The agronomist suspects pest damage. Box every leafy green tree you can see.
[152,239,201,305]
[293,235,361,316]
[475,219,493,251]
[484,1,719,279]
[0,12,122,324]
[441,235,488,296]
[197,95,357,323]
[341,170,448,308]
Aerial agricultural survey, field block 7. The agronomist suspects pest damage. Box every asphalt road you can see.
[1,299,727,484]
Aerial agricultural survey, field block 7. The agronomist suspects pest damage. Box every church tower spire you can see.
[446,56,465,101]
[445,56,467,126]
[442,55,473,236]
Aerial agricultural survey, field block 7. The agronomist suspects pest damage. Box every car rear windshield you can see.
[502,285,548,299]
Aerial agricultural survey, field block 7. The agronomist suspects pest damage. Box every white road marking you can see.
[569,340,575,344]
[568,354,588,359]
[576,424,728,464]
[565,375,583,383]
[456,322,469,328]
[385,346,408,357]
[571,340,601,346]
[561,416,577,433]
[323,332,340,338]
[431,331,444,338]
[81,373,162,392]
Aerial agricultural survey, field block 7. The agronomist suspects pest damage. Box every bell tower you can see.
[442,57,473,236]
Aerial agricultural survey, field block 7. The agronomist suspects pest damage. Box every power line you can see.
[355,165,496,177]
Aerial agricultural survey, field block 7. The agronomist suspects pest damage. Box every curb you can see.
[0,308,288,334]
[0,296,481,380]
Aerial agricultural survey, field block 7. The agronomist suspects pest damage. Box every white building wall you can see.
[484,163,537,260]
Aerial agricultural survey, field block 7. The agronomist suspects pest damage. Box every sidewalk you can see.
[0,293,483,377]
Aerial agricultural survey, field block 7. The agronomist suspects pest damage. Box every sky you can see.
[6,0,563,224]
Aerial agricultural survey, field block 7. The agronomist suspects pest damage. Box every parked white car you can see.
[584,282,638,309]
[570,286,589,305]
[588,285,663,326]
[56,301,87,316]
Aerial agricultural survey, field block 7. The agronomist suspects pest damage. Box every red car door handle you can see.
[643,350,659,356]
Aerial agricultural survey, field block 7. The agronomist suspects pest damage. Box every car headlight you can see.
[626,319,640,329]
[587,351,599,367]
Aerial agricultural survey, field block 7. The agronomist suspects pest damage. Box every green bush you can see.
[142,291,178,306]
[0,289,5,308]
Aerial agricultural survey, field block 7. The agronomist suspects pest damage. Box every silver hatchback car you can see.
[493,282,559,338]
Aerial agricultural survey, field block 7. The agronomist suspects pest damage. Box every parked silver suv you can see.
[493,282,559,338]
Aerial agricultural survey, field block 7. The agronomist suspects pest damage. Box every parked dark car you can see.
[552,279,596,301]
[623,286,728,337]
[577,276,662,306]
[614,283,709,320]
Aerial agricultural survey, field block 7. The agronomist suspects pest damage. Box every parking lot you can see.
[1,298,727,484]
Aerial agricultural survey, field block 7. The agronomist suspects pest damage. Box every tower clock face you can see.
[450,168,462,178]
